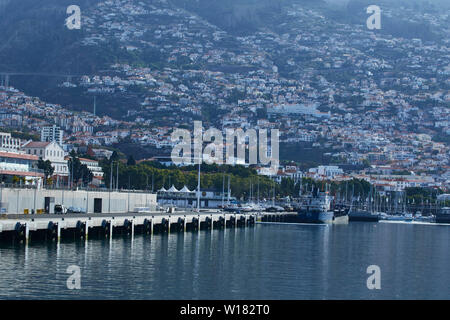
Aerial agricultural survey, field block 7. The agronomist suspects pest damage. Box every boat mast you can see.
[227,175,230,205]
[257,177,260,205]
[222,171,225,208]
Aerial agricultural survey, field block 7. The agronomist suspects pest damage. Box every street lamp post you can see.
[110,161,113,191]
[197,155,201,212]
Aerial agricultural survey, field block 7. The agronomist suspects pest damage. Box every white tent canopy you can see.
[180,186,193,193]
[158,187,167,192]
[168,185,179,192]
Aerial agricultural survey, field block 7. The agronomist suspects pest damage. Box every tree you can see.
[127,155,136,166]
[362,159,371,168]
[68,150,93,187]
[110,150,120,162]
[81,165,94,186]
[37,158,54,184]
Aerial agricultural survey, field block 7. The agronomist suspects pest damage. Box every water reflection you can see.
[0,223,449,299]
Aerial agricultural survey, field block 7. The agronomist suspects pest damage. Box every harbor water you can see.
[0,222,449,299]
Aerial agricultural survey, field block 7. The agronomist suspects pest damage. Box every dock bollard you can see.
[218,216,225,229]
[143,219,151,234]
[14,223,26,243]
[204,216,212,230]
[123,219,133,236]
[177,217,184,233]
[46,221,58,242]
[101,219,111,239]
[76,221,86,239]
[191,217,199,232]
[161,218,168,233]
[239,215,245,227]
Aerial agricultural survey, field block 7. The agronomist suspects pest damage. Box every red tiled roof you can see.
[64,156,98,163]
[0,170,43,177]
[23,141,51,148]
[79,157,98,163]
[0,151,38,161]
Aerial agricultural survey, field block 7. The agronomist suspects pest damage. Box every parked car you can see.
[54,204,68,215]
[133,207,153,214]
[67,207,86,214]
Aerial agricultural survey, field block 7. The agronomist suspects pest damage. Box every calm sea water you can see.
[0,222,449,300]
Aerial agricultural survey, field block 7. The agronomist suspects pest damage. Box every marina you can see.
[1,185,449,246]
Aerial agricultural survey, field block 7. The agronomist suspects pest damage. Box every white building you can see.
[0,151,43,184]
[21,141,68,176]
[0,132,21,152]
[157,186,235,208]
[309,166,344,179]
[79,158,104,178]
[41,125,64,146]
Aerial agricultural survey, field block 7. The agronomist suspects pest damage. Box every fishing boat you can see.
[296,192,334,223]
[381,212,414,222]
[413,211,435,223]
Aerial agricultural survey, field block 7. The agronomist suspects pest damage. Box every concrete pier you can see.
[258,212,297,223]
[0,210,257,244]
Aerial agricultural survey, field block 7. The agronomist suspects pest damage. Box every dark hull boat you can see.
[296,210,334,224]
[348,210,380,222]
[436,207,450,223]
